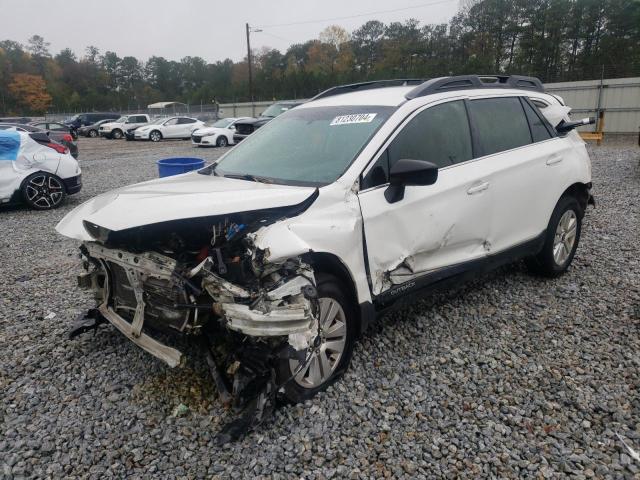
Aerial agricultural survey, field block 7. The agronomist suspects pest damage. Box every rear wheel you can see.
[88,129,98,138]
[526,195,582,277]
[216,136,228,147]
[150,130,162,142]
[276,273,356,403]
[21,172,66,210]
[111,129,123,139]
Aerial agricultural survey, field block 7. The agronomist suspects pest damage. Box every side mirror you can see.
[385,159,438,203]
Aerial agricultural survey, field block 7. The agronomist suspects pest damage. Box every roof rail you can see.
[405,75,544,99]
[311,79,425,101]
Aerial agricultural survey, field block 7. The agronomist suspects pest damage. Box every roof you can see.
[298,86,416,108]
[147,101,187,109]
[302,75,546,108]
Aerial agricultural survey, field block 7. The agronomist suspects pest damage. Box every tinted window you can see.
[178,117,196,124]
[362,101,472,189]
[49,123,67,131]
[522,100,552,142]
[467,97,531,156]
[388,100,472,169]
[32,123,46,129]
[136,116,148,123]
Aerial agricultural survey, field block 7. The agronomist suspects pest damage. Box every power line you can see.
[255,0,457,29]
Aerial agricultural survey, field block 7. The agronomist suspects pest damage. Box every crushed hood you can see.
[56,171,316,240]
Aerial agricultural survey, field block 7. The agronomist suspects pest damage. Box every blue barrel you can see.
[157,157,205,178]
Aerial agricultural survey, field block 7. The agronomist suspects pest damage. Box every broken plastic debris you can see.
[171,403,189,417]
[616,433,640,463]
[44,312,56,320]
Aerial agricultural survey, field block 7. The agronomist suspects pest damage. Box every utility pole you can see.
[246,23,253,103]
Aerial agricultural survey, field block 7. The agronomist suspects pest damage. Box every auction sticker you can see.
[330,113,377,126]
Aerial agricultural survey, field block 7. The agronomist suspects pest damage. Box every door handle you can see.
[467,181,490,195]
[546,154,563,165]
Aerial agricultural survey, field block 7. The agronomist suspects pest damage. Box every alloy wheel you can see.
[289,297,347,389]
[553,210,577,265]
[25,175,64,209]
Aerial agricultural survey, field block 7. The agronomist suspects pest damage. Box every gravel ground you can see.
[1,138,639,479]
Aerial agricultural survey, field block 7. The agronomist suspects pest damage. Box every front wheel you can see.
[276,273,357,403]
[526,195,582,277]
[88,129,98,138]
[21,172,66,210]
[149,130,162,142]
[111,129,123,139]
[216,136,228,147]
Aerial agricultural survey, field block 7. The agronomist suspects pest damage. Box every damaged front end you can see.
[72,203,321,440]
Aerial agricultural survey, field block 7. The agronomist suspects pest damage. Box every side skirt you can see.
[372,232,546,315]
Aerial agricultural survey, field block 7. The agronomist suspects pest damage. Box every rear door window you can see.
[467,97,532,156]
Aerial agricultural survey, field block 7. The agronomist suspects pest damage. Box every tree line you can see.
[1,0,638,115]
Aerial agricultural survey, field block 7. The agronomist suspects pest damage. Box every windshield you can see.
[150,117,169,125]
[208,118,234,128]
[114,116,126,123]
[261,103,296,118]
[65,115,79,122]
[213,106,393,185]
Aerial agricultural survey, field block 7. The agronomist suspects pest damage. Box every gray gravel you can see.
[1,138,639,479]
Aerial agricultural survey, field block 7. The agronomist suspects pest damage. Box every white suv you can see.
[57,75,593,420]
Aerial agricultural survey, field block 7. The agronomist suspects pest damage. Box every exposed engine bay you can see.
[71,205,322,442]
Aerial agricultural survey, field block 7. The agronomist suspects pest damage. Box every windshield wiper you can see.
[223,173,272,183]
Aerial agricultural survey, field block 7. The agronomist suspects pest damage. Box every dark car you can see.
[30,120,80,141]
[3,123,79,159]
[124,126,139,141]
[77,119,114,138]
[232,101,302,143]
[64,112,120,132]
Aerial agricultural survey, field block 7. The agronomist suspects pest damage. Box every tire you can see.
[88,129,98,138]
[111,129,123,139]
[525,195,582,277]
[216,136,228,147]
[21,172,66,210]
[276,273,357,403]
[149,130,162,142]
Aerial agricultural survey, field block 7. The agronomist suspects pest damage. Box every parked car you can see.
[124,127,139,141]
[77,119,115,138]
[99,115,151,139]
[232,101,302,143]
[57,75,593,432]
[191,117,251,147]
[0,130,81,210]
[134,116,204,142]
[1,123,79,159]
[30,120,79,140]
[64,112,120,132]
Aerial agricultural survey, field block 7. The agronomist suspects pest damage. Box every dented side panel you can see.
[358,161,493,295]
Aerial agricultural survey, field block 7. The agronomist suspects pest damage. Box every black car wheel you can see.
[21,172,66,210]
[112,129,123,139]
[216,136,228,147]
[276,273,357,403]
[525,195,583,277]
[88,129,98,138]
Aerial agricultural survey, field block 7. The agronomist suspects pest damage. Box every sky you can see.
[1,0,460,63]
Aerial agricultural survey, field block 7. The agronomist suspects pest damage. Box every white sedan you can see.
[0,130,81,210]
[190,117,251,147]
[134,116,204,142]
